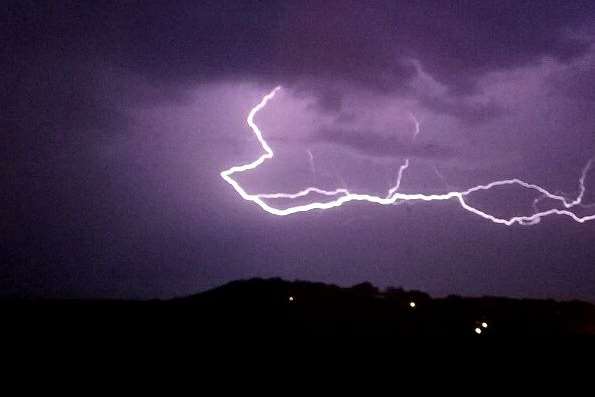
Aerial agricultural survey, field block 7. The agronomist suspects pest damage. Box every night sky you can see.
[3,0,595,301]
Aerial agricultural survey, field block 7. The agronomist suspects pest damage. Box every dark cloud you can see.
[549,62,595,103]
[3,0,594,130]
[5,1,594,96]
[3,1,595,301]
[401,2,594,93]
[419,95,503,124]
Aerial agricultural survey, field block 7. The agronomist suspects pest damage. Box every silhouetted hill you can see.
[2,278,595,336]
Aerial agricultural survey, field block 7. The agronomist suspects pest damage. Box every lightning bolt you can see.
[306,148,316,181]
[433,164,453,190]
[386,112,418,199]
[221,87,595,225]
[408,112,421,140]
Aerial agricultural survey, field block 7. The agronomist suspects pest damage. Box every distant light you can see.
[288,296,295,302]
[474,327,482,334]
[409,301,416,308]
[481,322,488,328]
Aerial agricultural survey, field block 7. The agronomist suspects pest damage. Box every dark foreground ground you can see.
[2,278,595,336]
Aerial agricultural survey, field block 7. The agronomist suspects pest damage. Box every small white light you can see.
[288,296,294,302]
[481,322,488,328]
[409,301,416,308]
[474,327,482,334]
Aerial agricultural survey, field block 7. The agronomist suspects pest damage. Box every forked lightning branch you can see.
[221,87,595,226]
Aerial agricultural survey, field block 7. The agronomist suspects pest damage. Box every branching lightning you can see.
[220,87,595,225]
[306,148,316,181]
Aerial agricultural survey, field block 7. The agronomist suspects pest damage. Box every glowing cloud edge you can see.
[220,86,595,225]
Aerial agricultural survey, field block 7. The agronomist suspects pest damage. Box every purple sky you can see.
[2,1,595,300]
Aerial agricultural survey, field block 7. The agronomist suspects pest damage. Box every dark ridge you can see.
[2,278,594,336]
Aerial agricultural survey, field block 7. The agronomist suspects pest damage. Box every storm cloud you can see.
[2,1,595,301]
[314,128,458,159]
